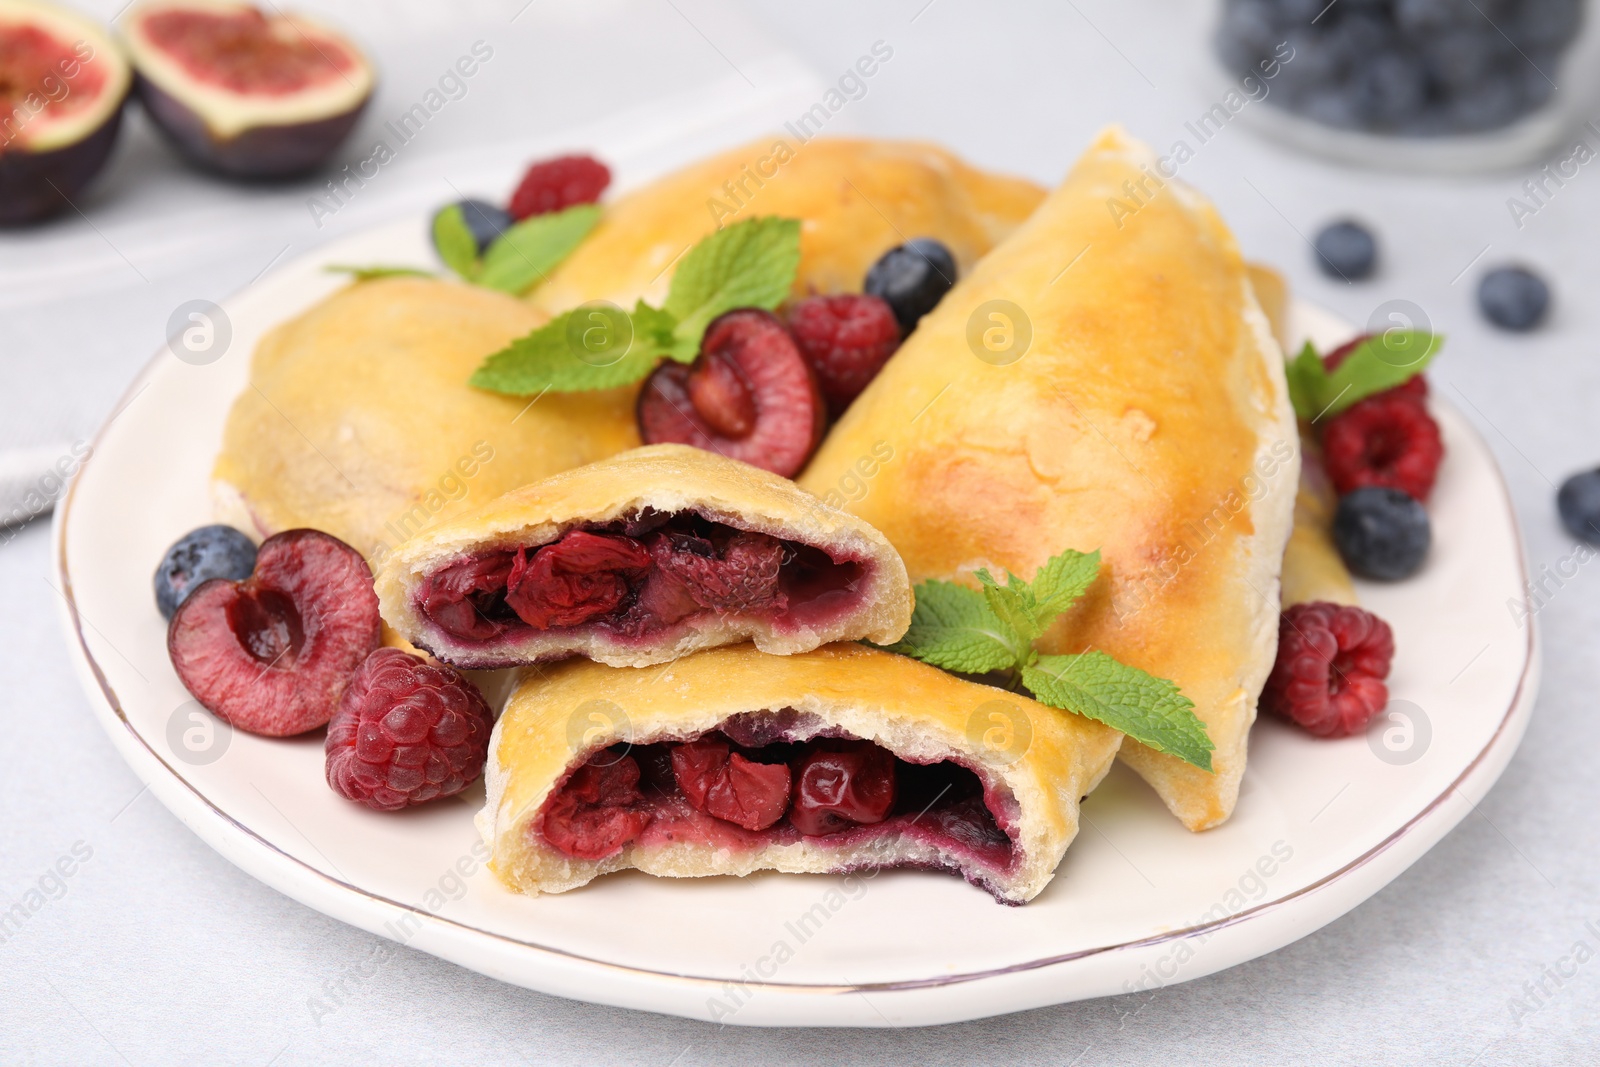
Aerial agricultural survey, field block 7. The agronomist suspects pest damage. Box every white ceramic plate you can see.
[53,213,1538,1027]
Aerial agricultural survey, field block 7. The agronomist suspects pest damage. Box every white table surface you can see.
[4,1,1598,1062]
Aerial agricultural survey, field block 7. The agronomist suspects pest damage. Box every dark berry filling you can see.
[415,511,867,647]
[534,714,1018,878]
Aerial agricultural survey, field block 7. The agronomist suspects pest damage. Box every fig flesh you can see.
[121,0,373,179]
[0,0,131,225]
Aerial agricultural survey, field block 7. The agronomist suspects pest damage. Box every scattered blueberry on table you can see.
[1477,266,1550,331]
[1313,220,1378,280]
[154,525,258,620]
[1333,486,1431,581]
[1557,470,1600,544]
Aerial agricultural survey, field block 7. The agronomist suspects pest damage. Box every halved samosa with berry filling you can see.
[478,643,1123,903]
[799,127,1299,832]
[375,445,911,669]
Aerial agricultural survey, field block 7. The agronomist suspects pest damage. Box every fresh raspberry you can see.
[1322,391,1444,501]
[540,754,651,859]
[325,647,495,811]
[1262,602,1395,738]
[785,294,902,418]
[508,154,610,220]
[1323,333,1427,402]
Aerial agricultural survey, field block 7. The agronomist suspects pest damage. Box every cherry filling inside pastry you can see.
[414,510,868,646]
[534,711,1019,877]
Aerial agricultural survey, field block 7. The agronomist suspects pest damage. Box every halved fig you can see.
[0,0,131,226]
[121,0,373,179]
[637,309,827,479]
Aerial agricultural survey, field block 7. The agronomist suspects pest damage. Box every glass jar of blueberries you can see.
[1213,0,1600,171]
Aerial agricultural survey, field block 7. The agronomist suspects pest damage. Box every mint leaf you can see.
[432,204,481,280]
[1284,341,1325,421]
[884,580,1022,674]
[469,308,662,395]
[663,216,800,349]
[974,568,1044,644]
[1023,652,1213,771]
[468,216,801,393]
[1028,549,1101,625]
[1321,331,1441,415]
[477,204,601,294]
[325,264,434,281]
[629,301,687,362]
[1284,333,1442,421]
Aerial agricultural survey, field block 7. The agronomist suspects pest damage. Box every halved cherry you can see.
[167,528,381,737]
[503,531,650,630]
[670,737,791,831]
[789,741,896,836]
[540,754,651,859]
[637,309,826,478]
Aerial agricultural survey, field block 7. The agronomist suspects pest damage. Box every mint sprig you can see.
[432,204,482,280]
[469,216,802,396]
[431,202,600,295]
[476,205,601,294]
[1023,653,1212,771]
[1286,331,1442,421]
[885,548,1213,770]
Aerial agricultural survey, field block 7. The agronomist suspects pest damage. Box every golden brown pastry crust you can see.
[211,277,639,560]
[1243,264,1360,608]
[214,142,1043,564]
[479,643,1123,903]
[798,128,1300,832]
[375,445,913,668]
[528,137,1046,316]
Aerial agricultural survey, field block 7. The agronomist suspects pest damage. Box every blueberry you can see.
[1515,59,1559,110]
[864,238,957,333]
[1558,470,1600,543]
[1395,0,1480,33]
[1508,0,1582,48]
[1445,77,1525,133]
[446,198,513,255]
[1313,220,1378,280]
[155,525,258,620]
[1477,266,1550,331]
[1298,88,1365,130]
[1264,0,1326,23]
[1420,30,1510,94]
[1348,50,1429,127]
[1334,487,1431,581]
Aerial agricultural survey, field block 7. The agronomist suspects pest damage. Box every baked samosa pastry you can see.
[526,137,1045,316]
[212,277,638,560]
[799,127,1299,832]
[478,644,1123,903]
[376,445,911,669]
